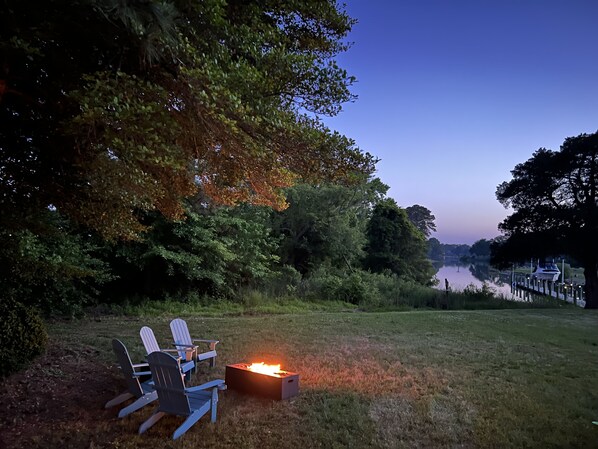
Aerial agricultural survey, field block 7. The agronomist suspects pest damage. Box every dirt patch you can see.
[0,340,118,448]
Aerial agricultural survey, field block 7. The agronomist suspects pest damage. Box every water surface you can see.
[433,264,515,298]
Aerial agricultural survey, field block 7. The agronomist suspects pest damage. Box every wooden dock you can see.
[512,274,585,307]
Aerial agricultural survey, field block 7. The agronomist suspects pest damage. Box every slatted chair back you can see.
[147,351,191,416]
[140,326,161,355]
[170,318,193,359]
[112,339,144,398]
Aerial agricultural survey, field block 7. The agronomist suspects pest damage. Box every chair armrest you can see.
[132,363,149,369]
[173,343,197,348]
[193,339,219,351]
[192,339,219,345]
[161,348,183,354]
[181,360,195,374]
[197,350,217,361]
[186,379,226,393]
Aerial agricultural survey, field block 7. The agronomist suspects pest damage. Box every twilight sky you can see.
[322,0,598,244]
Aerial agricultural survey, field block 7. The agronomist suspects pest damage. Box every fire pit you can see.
[225,362,299,400]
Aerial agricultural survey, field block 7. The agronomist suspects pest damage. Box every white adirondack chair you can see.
[170,318,219,368]
[139,351,226,440]
[139,326,195,374]
[105,339,158,418]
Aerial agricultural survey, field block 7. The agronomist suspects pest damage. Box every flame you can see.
[247,362,283,376]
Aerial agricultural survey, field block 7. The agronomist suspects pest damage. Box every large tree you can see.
[1,0,375,241]
[405,204,437,238]
[1,0,376,311]
[272,178,388,275]
[494,131,598,309]
[102,203,278,300]
[364,199,433,285]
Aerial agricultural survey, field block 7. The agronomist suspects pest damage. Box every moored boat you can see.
[532,261,560,282]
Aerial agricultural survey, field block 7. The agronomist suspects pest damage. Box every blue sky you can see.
[322,0,598,244]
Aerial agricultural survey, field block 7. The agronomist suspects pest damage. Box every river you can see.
[433,263,515,298]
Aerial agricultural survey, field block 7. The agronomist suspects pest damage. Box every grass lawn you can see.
[2,308,597,448]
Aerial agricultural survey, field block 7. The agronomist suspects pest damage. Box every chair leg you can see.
[209,356,216,368]
[172,404,210,440]
[118,391,158,418]
[105,391,133,409]
[210,387,219,423]
[139,411,166,435]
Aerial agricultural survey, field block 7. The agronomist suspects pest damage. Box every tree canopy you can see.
[493,131,598,309]
[405,204,436,238]
[427,237,444,261]
[469,239,492,258]
[1,0,444,318]
[364,199,434,284]
[1,0,375,241]
[272,178,388,275]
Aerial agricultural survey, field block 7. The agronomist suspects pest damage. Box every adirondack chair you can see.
[139,351,226,440]
[170,318,219,368]
[139,326,195,375]
[105,339,158,418]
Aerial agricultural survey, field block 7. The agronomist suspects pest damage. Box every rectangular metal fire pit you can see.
[225,363,299,400]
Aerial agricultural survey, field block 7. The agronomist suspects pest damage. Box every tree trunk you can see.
[583,263,598,309]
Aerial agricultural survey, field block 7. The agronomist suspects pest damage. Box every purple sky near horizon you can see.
[322,0,598,245]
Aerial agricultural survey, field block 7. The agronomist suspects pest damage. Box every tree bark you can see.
[583,262,598,309]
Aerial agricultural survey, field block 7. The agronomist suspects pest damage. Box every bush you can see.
[0,298,48,378]
[298,267,383,306]
[259,265,303,297]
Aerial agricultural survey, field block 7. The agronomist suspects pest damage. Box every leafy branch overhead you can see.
[1,0,375,240]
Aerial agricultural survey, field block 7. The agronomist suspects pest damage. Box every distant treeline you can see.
[427,238,499,262]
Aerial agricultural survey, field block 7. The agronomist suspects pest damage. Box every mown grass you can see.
[10,308,598,448]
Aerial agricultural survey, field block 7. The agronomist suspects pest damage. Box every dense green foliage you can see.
[494,131,598,308]
[0,0,381,313]
[0,213,112,315]
[102,204,278,301]
[1,0,375,239]
[272,179,387,275]
[1,0,454,321]
[364,199,434,284]
[0,298,48,378]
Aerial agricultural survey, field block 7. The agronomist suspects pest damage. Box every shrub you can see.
[462,282,496,299]
[0,298,48,378]
[298,267,383,306]
[297,266,343,301]
[259,265,303,297]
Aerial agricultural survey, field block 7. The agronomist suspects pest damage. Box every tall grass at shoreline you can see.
[91,280,566,318]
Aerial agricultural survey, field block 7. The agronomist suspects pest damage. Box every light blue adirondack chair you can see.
[139,351,226,440]
[105,339,158,418]
[170,318,219,368]
[139,326,195,375]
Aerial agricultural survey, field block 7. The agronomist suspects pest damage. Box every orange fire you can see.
[247,362,284,377]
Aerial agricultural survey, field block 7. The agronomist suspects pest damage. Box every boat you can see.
[532,261,560,282]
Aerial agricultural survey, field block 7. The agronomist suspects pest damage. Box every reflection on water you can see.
[433,263,515,298]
